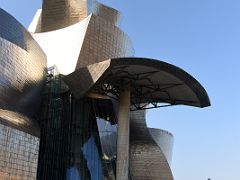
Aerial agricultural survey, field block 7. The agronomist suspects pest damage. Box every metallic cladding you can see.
[0,123,39,180]
[32,15,91,75]
[41,0,121,32]
[0,9,46,180]
[130,110,174,180]
[0,0,210,179]
[75,14,134,69]
[42,0,88,32]
[149,128,174,165]
[0,9,27,50]
[33,1,133,74]
[0,9,47,119]
[93,0,121,26]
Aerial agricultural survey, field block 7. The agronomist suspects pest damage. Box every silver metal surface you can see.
[75,14,134,69]
[130,110,174,180]
[32,15,92,75]
[10,0,210,179]
[149,128,174,165]
[0,123,39,180]
[32,12,134,74]
[0,9,47,120]
[41,0,121,32]
[0,9,46,179]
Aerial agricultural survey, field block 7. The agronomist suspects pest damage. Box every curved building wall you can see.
[41,0,88,32]
[0,9,46,180]
[0,9,47,119]
[0,123,39,180]
[75,14,134,69]
[41,0,121,32]
[32,15,91,75]
[32,8,134,74]
[149,128,174,165]
[92,0,121,26]
[130,110,174,180]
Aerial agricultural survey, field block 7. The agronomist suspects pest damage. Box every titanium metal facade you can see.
[41,0,121,32]
[0,0,210,180]
[0,8,46,180]
[0,123,39,180]
[130,110,173,180]
[0,9,47,119]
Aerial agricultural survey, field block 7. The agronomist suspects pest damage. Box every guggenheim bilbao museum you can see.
[0,0,210,180]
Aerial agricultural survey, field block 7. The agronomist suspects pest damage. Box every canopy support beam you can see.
[116,86,131,180]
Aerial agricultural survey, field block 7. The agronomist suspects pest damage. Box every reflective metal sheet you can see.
[41,0,122,32]
[130,110,174,180]
[149,128,174,165]
[0,9,47,118]
[0,9,46,180]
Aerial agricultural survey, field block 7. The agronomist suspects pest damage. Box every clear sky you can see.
[1,0,240,180]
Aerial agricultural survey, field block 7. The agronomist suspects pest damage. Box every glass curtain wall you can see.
[37,70,118,180]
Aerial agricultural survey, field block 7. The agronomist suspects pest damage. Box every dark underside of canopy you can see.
[63,58,211,110]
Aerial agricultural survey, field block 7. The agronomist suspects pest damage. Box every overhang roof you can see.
[63,58,210,110]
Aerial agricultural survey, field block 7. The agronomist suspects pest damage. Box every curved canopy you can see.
[64,58,210,109]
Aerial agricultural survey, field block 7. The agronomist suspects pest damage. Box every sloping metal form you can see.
[0,8,47,122]
[74,14,134,69]
[64,57,210,108]
[41,0,121,32]
[30,1,134,75]
[0,9,47,180]
[0,0,211,179]
[149,128,174,166]
[32,15,92,74]
[130,110,174,180]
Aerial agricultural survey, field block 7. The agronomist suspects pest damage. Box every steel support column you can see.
[116,87,131,180]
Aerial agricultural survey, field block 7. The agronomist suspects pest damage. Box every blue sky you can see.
[1,0,240,179]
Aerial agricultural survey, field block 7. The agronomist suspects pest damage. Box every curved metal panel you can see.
[64,58,210,108]
[0,8,29,50]
[93,1,121,26]
[32,4,132,74]
[75,14,134,69]
[28,9,42,33]
[41,0,121,32]
[32,15,91,75]
[64,60,111,98]
[108,58,210,108]
[0,109,40,137]
[130,110,174,180]
[41,0,88,32]
[149,128,174,165]
[0,9,47,119]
